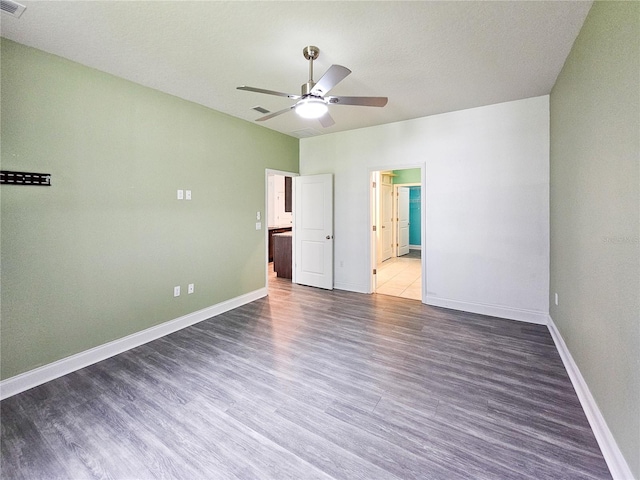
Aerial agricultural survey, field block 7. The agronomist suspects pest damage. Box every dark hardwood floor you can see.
[1,272,611,479]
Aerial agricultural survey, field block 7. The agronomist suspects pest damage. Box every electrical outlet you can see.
[188,283,194,294]
[174,286,180,297]
[177,189,184,200]
[186,190,191,200]
[256,211,261,220]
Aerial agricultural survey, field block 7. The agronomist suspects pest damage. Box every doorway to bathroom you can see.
[371,168,423,301]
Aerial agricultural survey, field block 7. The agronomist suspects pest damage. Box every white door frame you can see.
[368,164,427,302]
[370,171,379,294]
[265,168,298,288]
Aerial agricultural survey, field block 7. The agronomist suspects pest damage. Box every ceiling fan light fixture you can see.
[239,45,386,127]
[295,97,328,119]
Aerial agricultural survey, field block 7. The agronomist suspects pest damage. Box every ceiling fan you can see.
[237,46,388,128]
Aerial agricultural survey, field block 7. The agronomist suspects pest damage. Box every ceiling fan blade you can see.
[318,112,335,128]
[256,106,295,122]
[326,96,388,107]
[310,65,351,96]
[238,86,300,99]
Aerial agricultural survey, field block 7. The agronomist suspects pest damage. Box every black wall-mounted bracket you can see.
[0,171,51,186]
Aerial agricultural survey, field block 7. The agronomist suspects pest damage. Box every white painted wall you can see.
[267,174,292,228]
[300,96,550,323]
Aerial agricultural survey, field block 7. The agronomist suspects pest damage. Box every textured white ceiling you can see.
[1,1,592,138]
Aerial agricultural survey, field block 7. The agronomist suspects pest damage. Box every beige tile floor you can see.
[376,254,422,301]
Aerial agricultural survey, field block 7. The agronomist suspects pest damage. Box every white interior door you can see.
[381,183,393,261]
[397,186,410,256]
[293,174,333,290]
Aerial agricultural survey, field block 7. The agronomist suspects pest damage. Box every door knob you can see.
[326,235,332,240]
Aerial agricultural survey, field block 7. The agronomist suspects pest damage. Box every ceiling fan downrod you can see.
[302,45,320,96]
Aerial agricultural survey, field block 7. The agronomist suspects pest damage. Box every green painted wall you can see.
[550,2,639,477]
[0,39,299,380]
[392,168,420,184]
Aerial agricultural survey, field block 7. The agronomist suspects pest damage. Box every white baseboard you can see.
[0,288,268,400]
[425,295,548,325]
[547,315,634,480]
[409,244,422,250]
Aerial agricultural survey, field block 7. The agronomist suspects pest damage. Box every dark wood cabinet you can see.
[268,227,292,262]
[273,232,292,279]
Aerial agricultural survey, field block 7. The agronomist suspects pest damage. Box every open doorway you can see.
[265,169,297,286]
[371,168,424,301]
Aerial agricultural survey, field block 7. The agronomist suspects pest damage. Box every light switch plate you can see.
[174,286,180,297]
[188,283,194,294]
[255,222,262,230]
[186,190,191,200]
[177,189,184,200]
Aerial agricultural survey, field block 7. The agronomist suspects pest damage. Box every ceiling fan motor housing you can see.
[301,82,317,96]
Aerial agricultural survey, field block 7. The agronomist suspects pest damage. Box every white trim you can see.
[547,316,634,480]
[421,165,427,304]
[0,288,267,400]
[369,171,379,294]
[425,295,548,325]
[409,244,421,250]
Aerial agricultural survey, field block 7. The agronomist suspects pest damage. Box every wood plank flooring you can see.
[1,275,612,479]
